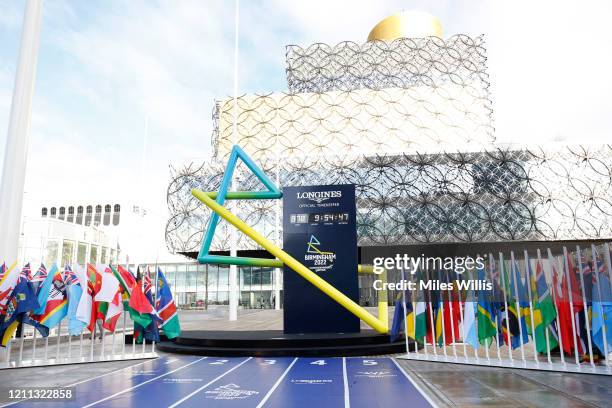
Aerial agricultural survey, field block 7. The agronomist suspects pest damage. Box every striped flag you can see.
[156,268,180,339]
[32,264,68,329]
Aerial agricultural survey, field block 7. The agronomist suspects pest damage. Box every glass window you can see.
[45,240,59,266]
[103,204,111,225]
[50,207,56,218]
[77,242,87,265]
[100,247,108,264]
[61,240,74,266]
[112,204,120,225]
[218,266,229,291]
[94,205,102,225]
[110,248,117,263]
[41,207,47,217]
[175,264,187,291]
[89,245,98,264]
[67,206,75,222]
[59,206,66,220]
[85,205,93,226]
[76,206,84,225]
[187,265,198,291]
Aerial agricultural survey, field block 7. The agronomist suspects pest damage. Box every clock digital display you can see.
[308,212,350,223]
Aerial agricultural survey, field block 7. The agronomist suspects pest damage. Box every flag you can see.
[32,264,68,329]
[476,265,497,346]
[390,290,411,343]
[528,259,559,353]
[461,287,478,349]
[0,264,44,346]
[111,265,152,329]
[156,268,180,339]
[102,290,123,332]
[31,264,47,295]
[0,262,6,283]
[552,255,585,356]
[0,262,19,317]
[114,265,137,295]
[434,270,461,346]
[94,265,120,303]
[76,264,101,333]
[137,268,161,342]
[591,252,612,354]
[64,265,85,335]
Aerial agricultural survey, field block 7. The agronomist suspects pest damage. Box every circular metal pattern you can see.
[165,35,612,254]
[166,146,612,253]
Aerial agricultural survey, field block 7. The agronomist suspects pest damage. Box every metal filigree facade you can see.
[166,35,612,254]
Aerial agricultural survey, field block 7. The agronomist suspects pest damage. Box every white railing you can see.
[0,262,158,369]
[0,311,156,369]
[397,242,612,376]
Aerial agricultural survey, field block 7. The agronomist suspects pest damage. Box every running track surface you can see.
[7,356,434,407]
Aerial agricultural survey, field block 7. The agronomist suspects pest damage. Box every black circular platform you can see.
[156,330,408,357]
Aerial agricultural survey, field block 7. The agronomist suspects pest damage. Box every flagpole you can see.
[425,268,437,357]
[445,268,458,361]
[602,243,612,366]
[227,0,241,323]
[489,254,501,363]
[523,250,539,366]
[499,252,512,363]
[537,249,553,366]
[576,246,594,368]
[592,244,610,368]
[510,251,526,365]
[400,267,410,357]
[562,246,580,367]
[0,0,44,265]
[547,248,565,366]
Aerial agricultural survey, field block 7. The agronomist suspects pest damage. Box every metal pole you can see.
[499,253,512,362]
[510,251,526,364]
[547,248,565,366]
[523,250,539,365]
[592,244,610,368]
[489,254,501,363]
[445,269,458,361]
[400,267,410,356]
[576,246,594,368]
[562,247,580,367]
[55,320,61,362]
[536,249,553,365]
[602,243,612,365]
[0,0,44,262]
[425,268,437,357]
[32,328,37,362]
[227,0,241,323]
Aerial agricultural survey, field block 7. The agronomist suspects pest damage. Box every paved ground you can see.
[0,309,610,407]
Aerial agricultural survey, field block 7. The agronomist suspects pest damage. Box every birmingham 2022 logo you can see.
[304,235,336,273]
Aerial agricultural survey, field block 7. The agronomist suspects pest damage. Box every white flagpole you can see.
[576,246,594,368]
[499,253,512,363]
[0,0,44,262]
[562,247,580,367]
[510,251,526,365]
[523,251,538,366]
[547,248,565,366]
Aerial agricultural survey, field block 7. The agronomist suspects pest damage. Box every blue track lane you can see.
[92,357,250,407]
[6,356,433,407]
[8,355,202,408]
[260,357,346,408]
[345,358,432,408]
[177,357,295,407]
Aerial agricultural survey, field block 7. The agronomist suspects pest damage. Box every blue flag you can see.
[592,260,612,354]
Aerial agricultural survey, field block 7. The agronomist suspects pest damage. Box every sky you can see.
[0,0,611,256]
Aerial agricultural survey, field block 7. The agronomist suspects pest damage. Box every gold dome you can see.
[367,11,443,42]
